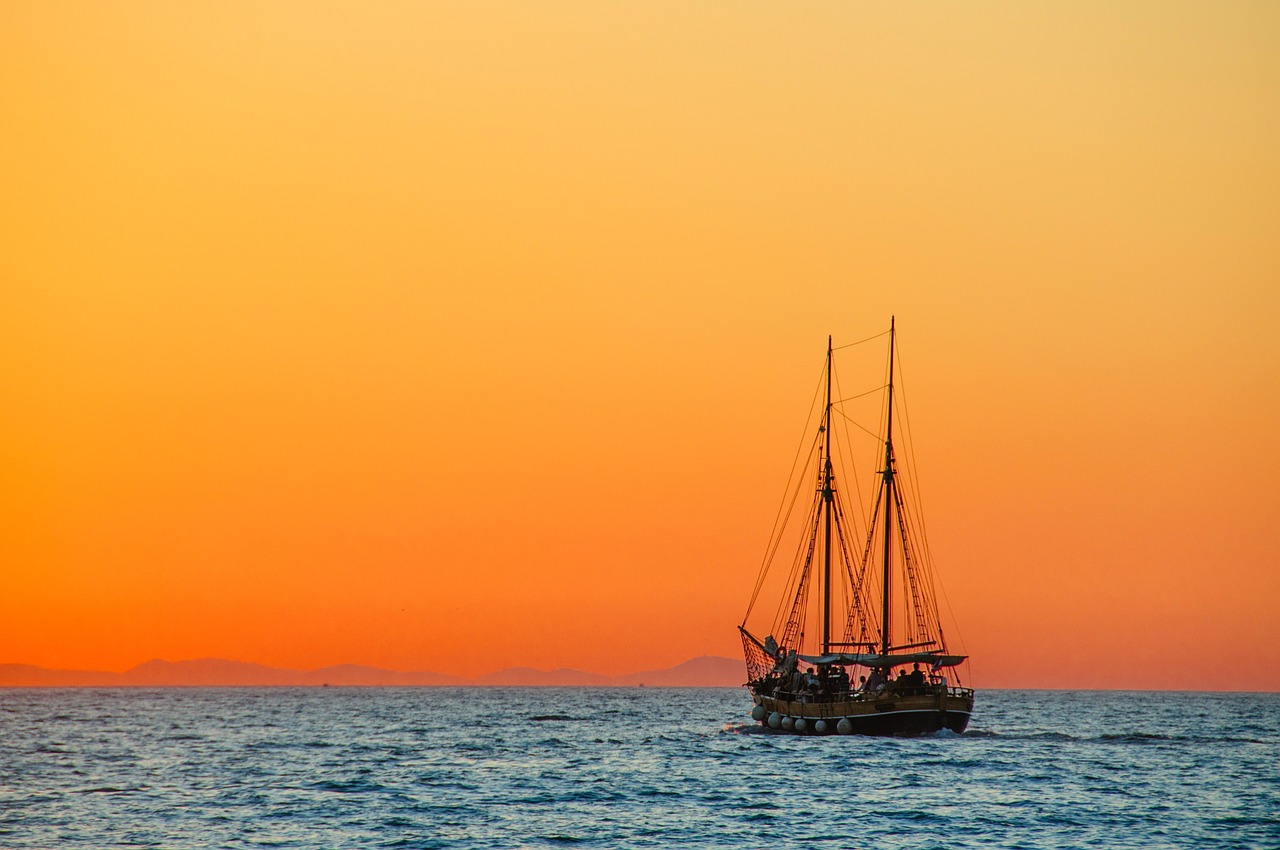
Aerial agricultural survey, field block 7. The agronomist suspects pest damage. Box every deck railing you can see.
[758,682,972,703]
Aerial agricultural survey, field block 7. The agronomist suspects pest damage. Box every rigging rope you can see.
[831,405,882,441]
[832,329,890,351]
[741,362,825,624]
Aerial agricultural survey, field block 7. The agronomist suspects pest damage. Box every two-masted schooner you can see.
[739,319,974,735]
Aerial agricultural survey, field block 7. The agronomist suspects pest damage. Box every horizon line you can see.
[1,658,1276,694]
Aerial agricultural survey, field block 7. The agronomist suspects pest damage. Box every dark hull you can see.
[751,689,974,736]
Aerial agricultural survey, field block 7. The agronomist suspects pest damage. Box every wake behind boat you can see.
[739,319,974,735]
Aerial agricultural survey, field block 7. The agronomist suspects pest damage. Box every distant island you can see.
[0,655,745,688]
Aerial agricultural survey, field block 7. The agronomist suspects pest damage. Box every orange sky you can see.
[3,2,1278,690]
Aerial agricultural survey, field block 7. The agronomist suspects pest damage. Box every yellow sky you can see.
[2,2,1278,688]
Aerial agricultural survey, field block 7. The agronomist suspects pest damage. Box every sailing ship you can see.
[739,319,974,735]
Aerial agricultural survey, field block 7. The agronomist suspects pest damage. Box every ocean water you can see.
[1,688,1277,849]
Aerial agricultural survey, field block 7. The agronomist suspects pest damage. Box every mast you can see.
[821,335,833,655]
[880,317,896,658]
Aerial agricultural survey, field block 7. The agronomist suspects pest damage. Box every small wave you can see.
[1022,731,1079,742]
[872,808,949,823]
[380,839,449,849]
[966,729,1268,746]
[529,714,577,722]
[414,776,480,792]
[309,779,388,794]
[634,787,686,800]
[537,736,572,748]
[736,800,778,810]
[244,739,294,751]
[1097,731,1269,746]
[1099,732,1172,744]
[378,834,450,844]
[1210,814,1280,827]
[741,811,777,822]
[958,730,1073,741]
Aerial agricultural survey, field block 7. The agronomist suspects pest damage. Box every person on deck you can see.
[834,666,850,694]
[864,668,886,693]
[789,668,805,695]
[805,668,820,694]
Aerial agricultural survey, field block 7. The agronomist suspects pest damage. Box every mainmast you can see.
[821,335,833,655]
[880,317,896,658]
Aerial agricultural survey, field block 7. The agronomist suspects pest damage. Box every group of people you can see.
[751,663,850,699]
[860,663,931,696]
[753,662,935,700]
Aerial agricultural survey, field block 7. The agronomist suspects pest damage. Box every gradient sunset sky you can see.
[3,2,1278,690]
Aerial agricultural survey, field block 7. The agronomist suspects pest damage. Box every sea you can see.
[1,688,1277,849]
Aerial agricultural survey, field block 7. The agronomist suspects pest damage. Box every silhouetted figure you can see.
[864,668,886,694]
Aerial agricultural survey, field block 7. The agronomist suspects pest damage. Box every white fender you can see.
[814,719,828,734]
[768,712,782,729]
[837,717,854,735]
[781,716,795,731]
[751,705,767,722]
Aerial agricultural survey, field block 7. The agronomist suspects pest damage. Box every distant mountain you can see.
[0,664,120,687]
[120,658,301,686]
[613,655,745,687]
[0,656,742,688]
[101,659,466,687]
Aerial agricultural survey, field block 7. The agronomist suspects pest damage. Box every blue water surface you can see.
[1,688,1277,848]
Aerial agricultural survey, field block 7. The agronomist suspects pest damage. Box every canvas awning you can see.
[798,651,968,669]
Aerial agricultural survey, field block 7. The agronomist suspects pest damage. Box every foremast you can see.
[879,316,895,658]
